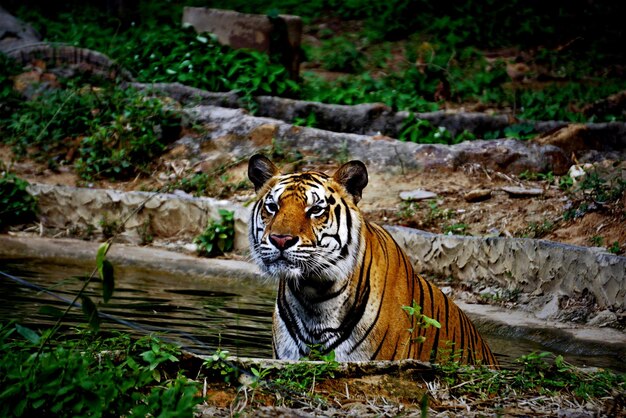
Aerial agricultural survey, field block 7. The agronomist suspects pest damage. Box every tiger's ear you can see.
[248,154,280,192]
[333,160,368,204]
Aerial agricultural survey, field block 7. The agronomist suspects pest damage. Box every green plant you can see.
[4,87,98,163]
[518,220,555,238]
[562,171,626,221]
[121,26,299,107]
[437,351,625,401]
[443,223,468,235]
[397,201,420,220]
[608,241,621,255]
[249,365,272,390]
[425,200,452,226]
[519,170,554,182]
[138,216,154,245]
[590,235,604,246]
[204,348,238,384]
[317,36,365,73]
[401,300,442,345]
[272,347,339,395]
[194,209,235,257]
[75,88,181,180]
[503,123,538,140]
[99,215,123,238]
[0,169,38,231]
[292,112,318,128]
[559,175,574,191]
[399,115,461,145]
[2,82,181,180]
[173,172,248,198]
[0,324,201,418]
[269,138,304,165]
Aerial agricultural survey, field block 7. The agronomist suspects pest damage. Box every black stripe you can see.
[459,309,473,363]
[414,276,426,359]
[371,326,390,359]
[443,291,450,338]
[276,281,309,353]
[349,240,390,356]
[389,334,401,360]
[325,248,372,349]
[429,298,441,363]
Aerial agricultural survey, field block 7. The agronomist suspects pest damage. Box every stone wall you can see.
[28,183,249,250]
[386,226,626,311]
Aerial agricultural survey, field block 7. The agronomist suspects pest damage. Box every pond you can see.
[0,257,275,358]
[0,256,624,372]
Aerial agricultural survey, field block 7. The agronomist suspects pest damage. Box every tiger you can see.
[248,154,498,367]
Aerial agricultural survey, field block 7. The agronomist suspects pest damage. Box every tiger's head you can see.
[248,154,368,284]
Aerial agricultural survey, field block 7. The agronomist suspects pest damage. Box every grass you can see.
[436,351,625,402]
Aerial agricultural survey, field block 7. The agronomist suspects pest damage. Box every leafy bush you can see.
[194,209,235,257]
[2,81,181,180]
[3,87,101,164]
[0,170,38,231]
[120,26,299,102]
[75,88,181,180]
[0,324,201,418]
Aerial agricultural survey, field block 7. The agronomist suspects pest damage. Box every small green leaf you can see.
[38,305,65,318]
[81,296,100,332]
[422,316,442,329]
[96,242,110,269]
[15,324,40,344]
[100,260,115,303]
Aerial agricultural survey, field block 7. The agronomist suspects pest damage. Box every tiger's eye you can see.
[308,205,325,217]
[266,202,278,213]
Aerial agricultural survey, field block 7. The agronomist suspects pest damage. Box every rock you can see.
[0,6,41,52]
[399,190,437,201]
[587,310,617,327]
[536,295,561,320]
[534,124,588,157]
[464,189,492,202]
[502,186,544,197]
[182,7,302,79]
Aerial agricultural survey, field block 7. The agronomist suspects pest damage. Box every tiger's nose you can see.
[269,234,299,250]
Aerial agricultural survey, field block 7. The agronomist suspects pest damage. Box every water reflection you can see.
[0,257,275,358]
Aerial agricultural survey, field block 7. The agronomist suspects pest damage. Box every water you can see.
[0,257,624,372]
[0,257,275,358]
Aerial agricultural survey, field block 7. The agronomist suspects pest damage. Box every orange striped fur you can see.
[248,154,498,367]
